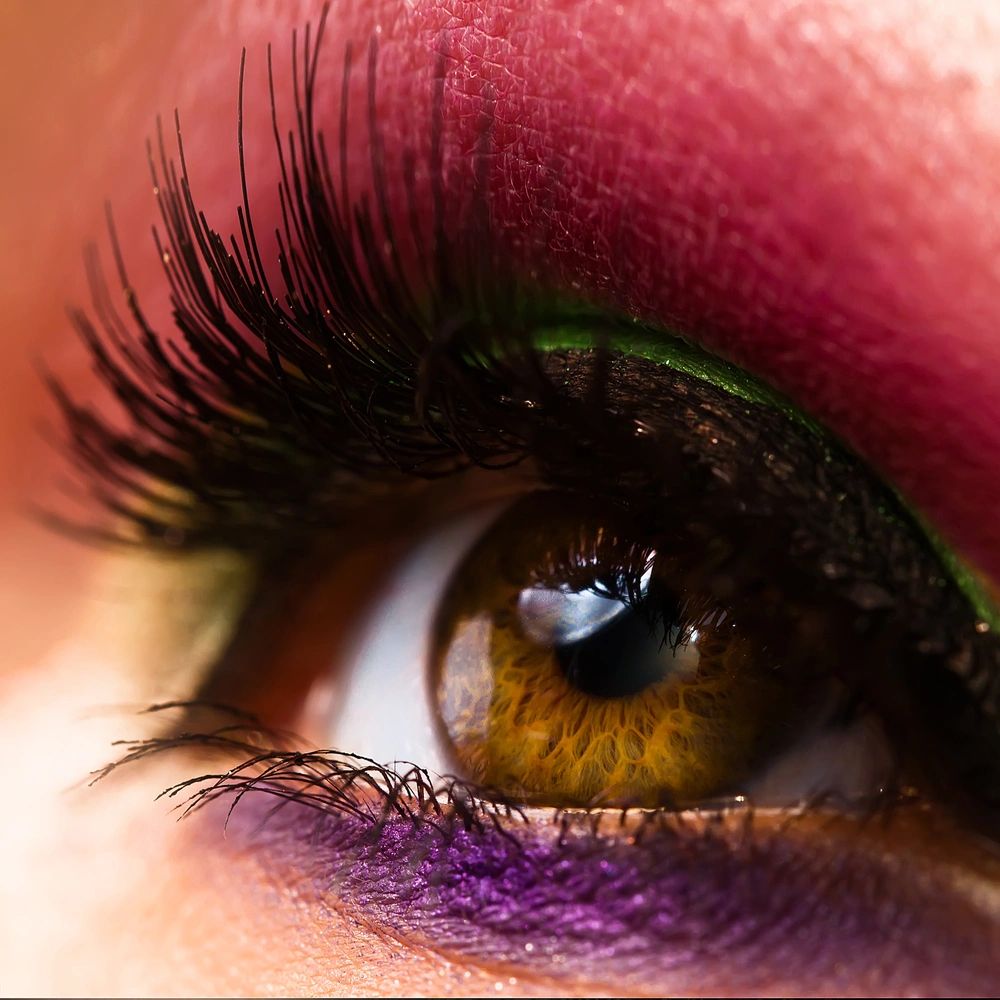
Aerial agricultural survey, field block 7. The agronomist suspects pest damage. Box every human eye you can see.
[7,1,1000,996]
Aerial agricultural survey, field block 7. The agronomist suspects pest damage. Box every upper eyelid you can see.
[43,8,998,629]
[331,1,1000,585]
[39,3,1000,582]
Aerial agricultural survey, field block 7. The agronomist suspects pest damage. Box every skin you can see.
[3,0,1000,994]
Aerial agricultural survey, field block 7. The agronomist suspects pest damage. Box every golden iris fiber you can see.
[432,495,791,806]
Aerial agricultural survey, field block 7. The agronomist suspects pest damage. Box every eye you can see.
[431,493,887,808]
[50,9,1000,995]
[326,353,989,821]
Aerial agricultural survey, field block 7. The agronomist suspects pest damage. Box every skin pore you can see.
[3,0,1000,994]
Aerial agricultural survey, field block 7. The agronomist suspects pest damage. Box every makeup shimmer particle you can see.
[219,795,1000,996]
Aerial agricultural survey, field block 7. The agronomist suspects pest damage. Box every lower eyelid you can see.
[182,786,1000,997]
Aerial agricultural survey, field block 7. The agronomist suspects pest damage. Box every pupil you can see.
[556,597,690,699]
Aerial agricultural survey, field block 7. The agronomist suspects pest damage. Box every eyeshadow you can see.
[534,323,809,424]
[216,792,1000,996]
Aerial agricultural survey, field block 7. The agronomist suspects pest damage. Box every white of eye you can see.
[747,707,894,806]
[322,503,508,777]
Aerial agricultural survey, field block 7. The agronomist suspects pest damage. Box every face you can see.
[4,0,1000,994]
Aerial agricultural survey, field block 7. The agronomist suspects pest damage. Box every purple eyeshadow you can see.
[220,794,999,995]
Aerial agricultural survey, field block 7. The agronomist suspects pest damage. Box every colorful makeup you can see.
[198,793,1000,996]
[58,6,1000,995]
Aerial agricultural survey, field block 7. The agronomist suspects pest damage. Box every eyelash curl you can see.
[47,4,626,552]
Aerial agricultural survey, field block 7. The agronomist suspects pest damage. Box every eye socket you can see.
[37,10,1000,994]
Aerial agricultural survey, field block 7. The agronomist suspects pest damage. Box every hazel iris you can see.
[431,493,793,807]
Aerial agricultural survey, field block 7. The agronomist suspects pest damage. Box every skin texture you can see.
[3,0,1000,995]
[214,802,1000,996]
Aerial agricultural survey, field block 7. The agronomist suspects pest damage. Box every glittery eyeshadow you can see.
[220,794,1000,996]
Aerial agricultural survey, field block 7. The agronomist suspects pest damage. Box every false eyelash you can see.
[94,703,912,846]
[47,5,611,550]
[97,724,521,840]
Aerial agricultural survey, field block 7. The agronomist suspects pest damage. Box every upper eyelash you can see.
[46,9,589,550]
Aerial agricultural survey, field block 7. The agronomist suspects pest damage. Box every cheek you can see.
[4,761,573,996]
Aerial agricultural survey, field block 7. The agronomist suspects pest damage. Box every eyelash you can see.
[98,703,531,836]
[99,702,905,845]
[52,6,1000,848]
[47,11,588,552]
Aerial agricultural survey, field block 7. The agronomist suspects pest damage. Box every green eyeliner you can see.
[533,322,819,430]
[919,521,1000,632]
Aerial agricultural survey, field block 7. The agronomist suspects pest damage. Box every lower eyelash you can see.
[97,703,529,839]
[104,706,1000,997]
[95,702,908,842]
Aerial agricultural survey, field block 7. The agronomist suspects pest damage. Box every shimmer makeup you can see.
[207,797,1000,996]
[62,6,1000,996]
